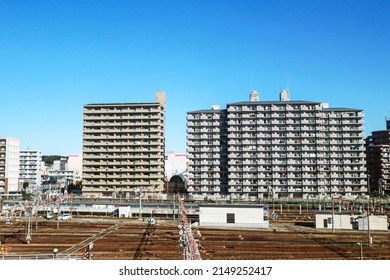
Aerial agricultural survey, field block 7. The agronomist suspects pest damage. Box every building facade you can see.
[67,154,83,182]
[0,138,20,194]
[19,150,42,192]
[82,92,166,198]
[187,105,229,198]
[164,151,188,180]
[187,90,367,200]
[366,119,390,195]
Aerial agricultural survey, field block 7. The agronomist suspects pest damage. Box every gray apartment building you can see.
[187,90,367,200]
[366,119,390,196]
[82,92,166,198]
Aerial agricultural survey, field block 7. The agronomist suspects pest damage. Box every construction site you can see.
[1,196,390,260]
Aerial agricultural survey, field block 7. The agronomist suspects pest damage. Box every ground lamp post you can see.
[331,197,335,233]
[367,200,372,247]
[53,248,58,259]
[357,243,363,260]
[136,189,142,220]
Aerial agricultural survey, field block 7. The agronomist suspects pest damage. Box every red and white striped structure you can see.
[177,195,201,260]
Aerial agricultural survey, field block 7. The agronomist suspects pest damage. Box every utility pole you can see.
[332,197,335,233]
[367,200,372,247]
[139,190,142,220]
[57,197,61,230]
[357,243,363,260]
[25,212,32,244]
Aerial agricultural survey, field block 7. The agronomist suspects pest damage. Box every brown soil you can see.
[1,216,389,260]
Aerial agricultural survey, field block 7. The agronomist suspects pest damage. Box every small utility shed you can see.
[199,204,268,228]
[118,206,131,218]
[315,212,358,230]
[358,215,388,231]
[315,212,389,231]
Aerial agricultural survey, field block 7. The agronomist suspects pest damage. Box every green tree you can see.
[22,182,32,200]
[42,155,64,165]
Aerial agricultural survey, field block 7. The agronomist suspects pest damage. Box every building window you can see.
[226,213,235,224]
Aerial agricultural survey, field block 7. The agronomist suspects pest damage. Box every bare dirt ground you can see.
[1,215,389,260]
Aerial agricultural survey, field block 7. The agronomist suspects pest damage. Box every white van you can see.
[58,214,72,221]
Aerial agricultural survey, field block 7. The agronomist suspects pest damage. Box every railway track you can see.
[1,218,389,260]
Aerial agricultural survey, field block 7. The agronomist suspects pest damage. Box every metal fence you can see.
[0,253,83,260]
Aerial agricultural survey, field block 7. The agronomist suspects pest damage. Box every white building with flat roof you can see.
[358,215,388,231]
[0,138,20,194]
[315,212,357,230]
[19,150,42,191]
[199,204,268,228]
[315,212,388,231]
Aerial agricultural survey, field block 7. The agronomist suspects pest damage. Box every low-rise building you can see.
[315,212,357,230]
[199,204,268,228]
[315,212,388,231]
[358,215,388,231]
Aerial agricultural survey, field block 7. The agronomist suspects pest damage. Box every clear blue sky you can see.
[1,0,389,155]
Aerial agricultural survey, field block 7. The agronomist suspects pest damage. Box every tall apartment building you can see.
[366,119,390,195]
[187,90,367,200]
[82,92,166,198]
[187,105,229,197]
[19,150,42,191]
[0,138,20,194]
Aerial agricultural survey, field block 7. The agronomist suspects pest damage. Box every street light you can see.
[53,248,58,259]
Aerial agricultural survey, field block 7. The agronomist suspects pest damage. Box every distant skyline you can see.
[1,0,389,155]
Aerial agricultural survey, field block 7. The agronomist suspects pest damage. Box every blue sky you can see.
[0,0,389,155]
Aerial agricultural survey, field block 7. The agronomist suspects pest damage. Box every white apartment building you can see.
[164,151,188,180]
[0,138,20,194]
[67,154,83,182]
[187,90,367,200]
[82,92,166,198]
[19,150,42,191]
